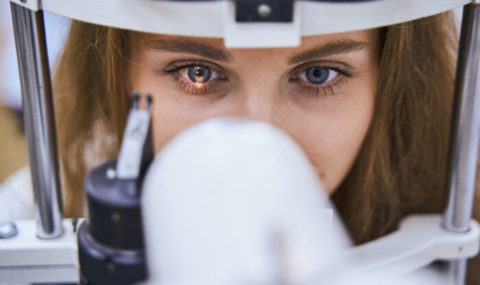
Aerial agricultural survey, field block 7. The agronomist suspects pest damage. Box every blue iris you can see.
[305,67,330,84]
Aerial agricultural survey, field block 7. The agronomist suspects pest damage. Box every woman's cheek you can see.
[291,96,373,193]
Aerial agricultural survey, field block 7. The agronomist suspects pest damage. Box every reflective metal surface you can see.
[448,260,468,285]
[0,221,18,239]
[10,3,64,239]
[443,3,480,234]
[442,3,480,285]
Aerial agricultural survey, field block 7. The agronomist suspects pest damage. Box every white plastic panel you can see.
[301,0,470,35]
[41,0,226,37]
[36,0,470,48]
[0,219,79,283]
[347,215,480,277]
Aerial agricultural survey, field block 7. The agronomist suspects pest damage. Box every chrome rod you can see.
[10,3,64,239]
[447,260,468,285]
[442,3,480,284]
[443,3,480,235]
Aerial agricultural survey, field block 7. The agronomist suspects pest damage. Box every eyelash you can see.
[162,61,351,97]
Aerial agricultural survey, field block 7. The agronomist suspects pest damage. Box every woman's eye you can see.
[163,62,230,96]
[289,64,351,97]
[179,65,219,83]
[298,67,339,85]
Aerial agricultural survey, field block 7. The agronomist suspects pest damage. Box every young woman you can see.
[46,9,479,284]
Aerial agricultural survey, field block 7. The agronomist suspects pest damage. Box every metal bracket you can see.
[9,0,40,11]
[346,215,480,277]
[235,0,294,22]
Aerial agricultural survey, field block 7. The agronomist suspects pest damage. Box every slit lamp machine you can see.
[1,0,480,284]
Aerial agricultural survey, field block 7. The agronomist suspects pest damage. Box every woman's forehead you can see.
[134,29,378,60]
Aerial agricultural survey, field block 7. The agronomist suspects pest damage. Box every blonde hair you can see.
[54,12,479,283]
[333,15,457,241]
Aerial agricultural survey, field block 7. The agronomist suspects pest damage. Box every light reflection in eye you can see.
[179,66,219,83]
[163,63,229,96]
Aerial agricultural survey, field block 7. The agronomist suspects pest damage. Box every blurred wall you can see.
[0,106,28,182]
[0,3,27,182]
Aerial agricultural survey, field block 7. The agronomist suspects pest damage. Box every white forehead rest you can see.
[11,0,469,48]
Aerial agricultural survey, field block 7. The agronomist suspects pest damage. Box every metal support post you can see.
[442,3,480,284]
[10,3,64,239]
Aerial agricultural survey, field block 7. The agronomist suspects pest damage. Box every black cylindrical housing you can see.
[78,222,146,285]
[84,160,144,248]
[78,159,148,284]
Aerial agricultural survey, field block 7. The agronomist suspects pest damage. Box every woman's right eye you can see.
[179,65,220,83]
[163,62,229,96]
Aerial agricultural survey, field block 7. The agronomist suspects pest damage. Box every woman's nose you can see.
[236,89,276,123]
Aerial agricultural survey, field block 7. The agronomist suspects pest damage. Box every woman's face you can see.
[129,30,379,193]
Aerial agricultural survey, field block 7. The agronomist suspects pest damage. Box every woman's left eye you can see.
[179,65,220,83]
[298,67,339,85]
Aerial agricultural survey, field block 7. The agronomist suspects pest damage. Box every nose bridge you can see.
[230,49,281,123]
[240,85,276,122]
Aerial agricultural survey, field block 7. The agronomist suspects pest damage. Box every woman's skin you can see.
[129,30,379,194]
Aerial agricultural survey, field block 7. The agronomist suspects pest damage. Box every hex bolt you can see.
[0,221,18,239]
[257,4,272,19]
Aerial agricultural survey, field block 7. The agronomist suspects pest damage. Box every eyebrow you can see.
[288,40,368,64]
[144,37,367,64]
[144,38,232,62]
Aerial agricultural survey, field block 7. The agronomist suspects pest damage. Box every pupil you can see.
[188,66,211,83]
[306,67,329,84]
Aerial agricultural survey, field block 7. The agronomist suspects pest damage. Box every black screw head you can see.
[257,4,272,18]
